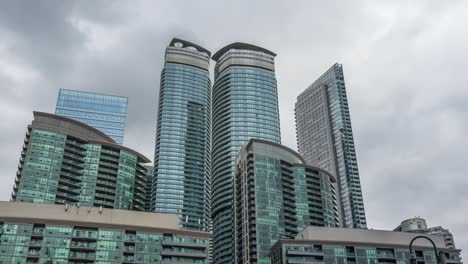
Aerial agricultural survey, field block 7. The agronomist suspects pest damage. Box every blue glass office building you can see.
[55,89,128,144]
[151,39,211,232]
[211,43,281,264]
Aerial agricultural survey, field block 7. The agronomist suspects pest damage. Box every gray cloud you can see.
[0,0,466,257]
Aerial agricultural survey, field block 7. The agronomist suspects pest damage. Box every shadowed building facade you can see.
[234,139,339,264]
[11,112,149,211]
[211,43,281,264]
[295,63,367,228]
[152,39,211,231]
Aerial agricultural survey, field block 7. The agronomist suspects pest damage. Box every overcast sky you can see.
[0,0,467,256]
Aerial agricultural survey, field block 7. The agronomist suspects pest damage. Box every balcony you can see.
[70,242,97,251]
[27,250,41,257]
[377,253,396,259]
[161,240,207,249]
[97,174,117,183]
[125,235,136,242]
[68,252,95,262]
[29,239,43,248]
[123,245,135,252]
[57,185,79,195]
[31,229,44,237]
[72,232,98,241]
[122,255,135,262]
[161,250,207,258]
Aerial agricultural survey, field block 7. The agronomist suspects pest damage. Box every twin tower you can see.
[152,38,367,264]
[152,39,281,263]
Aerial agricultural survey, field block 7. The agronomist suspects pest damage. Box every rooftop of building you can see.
[272,226,460,253]
[295,62,343,102]
[212,42,276,61]
[32,112,150,163]
[58,88,128,101]
[169,38,211,57]
[0,202,210,238]
[241,138,337,182]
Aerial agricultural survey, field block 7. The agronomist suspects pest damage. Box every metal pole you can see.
[409,235,440,264]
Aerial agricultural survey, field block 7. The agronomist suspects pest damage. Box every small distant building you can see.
[395,217,456,249]
[0,202,210,264]
[270,226,462,264]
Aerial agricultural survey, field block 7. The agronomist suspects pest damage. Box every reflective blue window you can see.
[55,89,128,144]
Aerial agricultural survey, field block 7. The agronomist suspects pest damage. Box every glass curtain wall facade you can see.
[234,139,339,264]
[11,112,149,211]
[55,89,128,144]
[211,43,281,264]
[152,39,211,231]
[295,63,367,228]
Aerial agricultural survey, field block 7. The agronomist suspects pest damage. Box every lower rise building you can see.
[0,202,210,264]
[270,227,462,264]
[234,139,340,264]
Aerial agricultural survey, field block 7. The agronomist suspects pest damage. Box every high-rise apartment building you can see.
[394,217,457,249]
[234,139,339,264]
[211,43,282,264]
[0,202,210,264]
[270,227,461,264]
[152,39,211,231]
[55,89,128,144]
[295,63,367,228]
[11,112,149,211]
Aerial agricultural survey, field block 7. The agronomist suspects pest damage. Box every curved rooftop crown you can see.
[169,38,211,57]
[33,111,115,143]
[32,112,150,163]
[245,138,305,164]
[244,138,337,183]
[212,42,276,61]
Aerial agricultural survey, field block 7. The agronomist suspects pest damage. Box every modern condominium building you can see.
[295,63,366,228]
[152,39,211,231]
[270,227,461,264]
[234,139,339,264]
[55,89,128,144]
[211,43,281,264]
[11,112,149,211]
[0,202,210,264]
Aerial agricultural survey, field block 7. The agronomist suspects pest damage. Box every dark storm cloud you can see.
[0,0,466,257]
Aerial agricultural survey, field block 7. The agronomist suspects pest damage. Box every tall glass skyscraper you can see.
[211,43,281,264]
[295,63,367,228]
[55,89,128,144]
[152,39,211,232]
